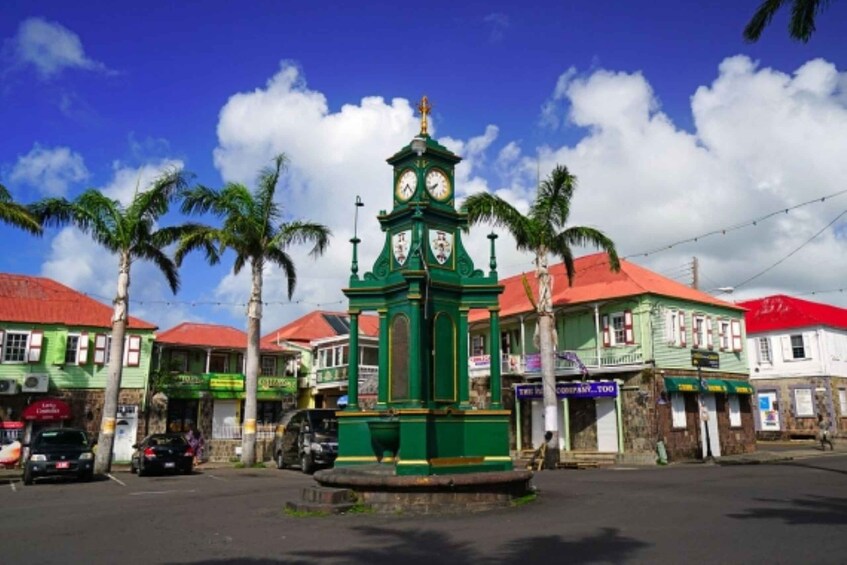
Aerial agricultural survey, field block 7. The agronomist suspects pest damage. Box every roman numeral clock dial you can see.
[395,169,417,202]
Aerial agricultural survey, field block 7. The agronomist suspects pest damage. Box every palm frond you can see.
[790,0,827,42]
[272,221,331,258]
[743,0,789,42]
[127,167,191,221]
[135,242,180,294]
[267,247,297,300]
[0,184,42,235]
[174,227,223,266]
[462,192,534,249]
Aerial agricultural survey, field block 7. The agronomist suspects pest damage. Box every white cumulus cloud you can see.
[10,144,89,197]
[6,17,111,79]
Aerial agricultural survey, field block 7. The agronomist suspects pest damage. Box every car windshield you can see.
[35,430,88,447]
[312,416,337,434]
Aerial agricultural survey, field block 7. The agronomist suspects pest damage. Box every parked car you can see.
[130,433,194,476]
[23,427,95,485]
[274,409,338,473]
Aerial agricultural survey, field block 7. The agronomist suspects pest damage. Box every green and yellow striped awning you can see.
[663,377,751,394]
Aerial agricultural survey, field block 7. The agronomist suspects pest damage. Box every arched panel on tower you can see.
[433,312,457,403]
[389,314,410,402]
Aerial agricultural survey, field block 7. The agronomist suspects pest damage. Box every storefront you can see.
[514,380,621,453]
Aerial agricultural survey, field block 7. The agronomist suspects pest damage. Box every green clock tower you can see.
[338,97,511,476]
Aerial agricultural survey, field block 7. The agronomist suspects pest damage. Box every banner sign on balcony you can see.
[515,381,618,400]
[525,353,541,372]
[469,355,491,369]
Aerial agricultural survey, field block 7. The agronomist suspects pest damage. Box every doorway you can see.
[596,397,618,452]
[699,394,721,458]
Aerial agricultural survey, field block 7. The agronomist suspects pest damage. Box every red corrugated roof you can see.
[261,310,379,348]
[0,273,156,329]
[470,253,740,322]
[738,295,847,333]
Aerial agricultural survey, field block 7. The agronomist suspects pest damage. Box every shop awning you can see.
[723,380,754,395]
[22,398,71,422]
[663,377,728,393]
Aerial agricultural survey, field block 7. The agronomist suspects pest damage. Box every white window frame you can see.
[728,395,742,427]
[471,335,485,356]
[790,334,806,360]
[839,389,847,418]
[693,315,707,349]
[757,337,772,364]
[794,388,815,418]
[665,309,679,345]
[671,392,687,429]
[610,312,626,346]
[65,333,81,365]
[260,355,276,376]
[718,320,730,350]
[2,330,30,364]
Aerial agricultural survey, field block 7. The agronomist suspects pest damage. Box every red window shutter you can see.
[0,329,5,363]
[706,318,714,350]
[718,321,725,350]
[679,313,687,347]
[28,330,44,363]
[127,335,142,367]
[78,332,89,364]
[731,319,742,352]
[602,315,610,347]
[624,310,634,345]
[94,333,107,365]
[693,318,700,349]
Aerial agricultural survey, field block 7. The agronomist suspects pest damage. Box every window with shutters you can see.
[718,320,731,350]
[757,337,772,364]
[260,355,276,376]
[2,331,29,363]
[472,335,485,356]
[671,393,687,428]
[693,315,707,349]
[790,334,806,359]
[610,313,625,345]
[728,395,742,427]
[65,334,81,364]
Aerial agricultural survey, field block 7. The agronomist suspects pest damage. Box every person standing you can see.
[818,414,834,451]
[185,424,205,465]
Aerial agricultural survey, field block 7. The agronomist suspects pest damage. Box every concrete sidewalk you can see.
[716,441,840,465]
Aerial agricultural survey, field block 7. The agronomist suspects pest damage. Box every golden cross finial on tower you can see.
[417,95,432,136]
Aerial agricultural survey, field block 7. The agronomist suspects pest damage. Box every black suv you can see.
[274,409,337,473]
[23,427,95,485]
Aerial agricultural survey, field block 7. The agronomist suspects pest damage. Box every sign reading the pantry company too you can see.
[515,382,617,400]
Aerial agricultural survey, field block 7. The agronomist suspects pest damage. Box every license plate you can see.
[56,461,70,469]
[164,462,175,469]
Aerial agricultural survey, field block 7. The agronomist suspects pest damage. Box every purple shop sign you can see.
[515,381,618,400]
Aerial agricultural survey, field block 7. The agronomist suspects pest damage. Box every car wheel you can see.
[276,452,286,470]
[300,453,314,474]
[23,466,33,486]
[137,462,148,477]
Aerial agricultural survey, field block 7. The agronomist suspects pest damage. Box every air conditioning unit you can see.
[22,374,49,393]
[0,378,19,395]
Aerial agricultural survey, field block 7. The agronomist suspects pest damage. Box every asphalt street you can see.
[1,454,845,564]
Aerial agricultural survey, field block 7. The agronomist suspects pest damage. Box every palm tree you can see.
[176,154,330,466]
[462,164,619,469]
[0,183,41,234]
[744,0,833,43]
[31,169,190,474]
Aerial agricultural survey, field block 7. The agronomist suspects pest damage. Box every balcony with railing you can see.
[469,346,645,378]
[315,365,379,388]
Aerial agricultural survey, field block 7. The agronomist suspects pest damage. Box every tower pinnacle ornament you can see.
[417,95,432,136]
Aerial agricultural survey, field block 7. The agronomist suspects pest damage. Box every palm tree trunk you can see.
[536,249,560,470]
[94,255,130,475]
[241,260,263,466]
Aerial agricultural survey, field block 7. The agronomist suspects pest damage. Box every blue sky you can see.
[2,1,847,332]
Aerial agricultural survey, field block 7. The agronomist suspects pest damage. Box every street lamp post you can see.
[698,366,714,462]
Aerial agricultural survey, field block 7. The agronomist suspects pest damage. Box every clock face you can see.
[395,169,417,201]
[425,169,451,201]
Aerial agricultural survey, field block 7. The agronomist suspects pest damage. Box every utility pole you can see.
[691,256,699,290]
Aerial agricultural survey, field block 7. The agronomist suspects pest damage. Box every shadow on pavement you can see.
[778,459,847,476]
[165,525,650,565]
[729,495,847,526]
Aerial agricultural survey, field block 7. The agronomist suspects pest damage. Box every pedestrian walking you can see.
[818,414,834,451]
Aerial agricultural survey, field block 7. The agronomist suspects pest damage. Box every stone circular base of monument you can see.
[312,466,535,514]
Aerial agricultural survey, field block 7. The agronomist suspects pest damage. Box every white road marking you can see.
[10,481,17,492]
[129,489,198,496]
[206,474,226,481]
[107,473,127,486]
